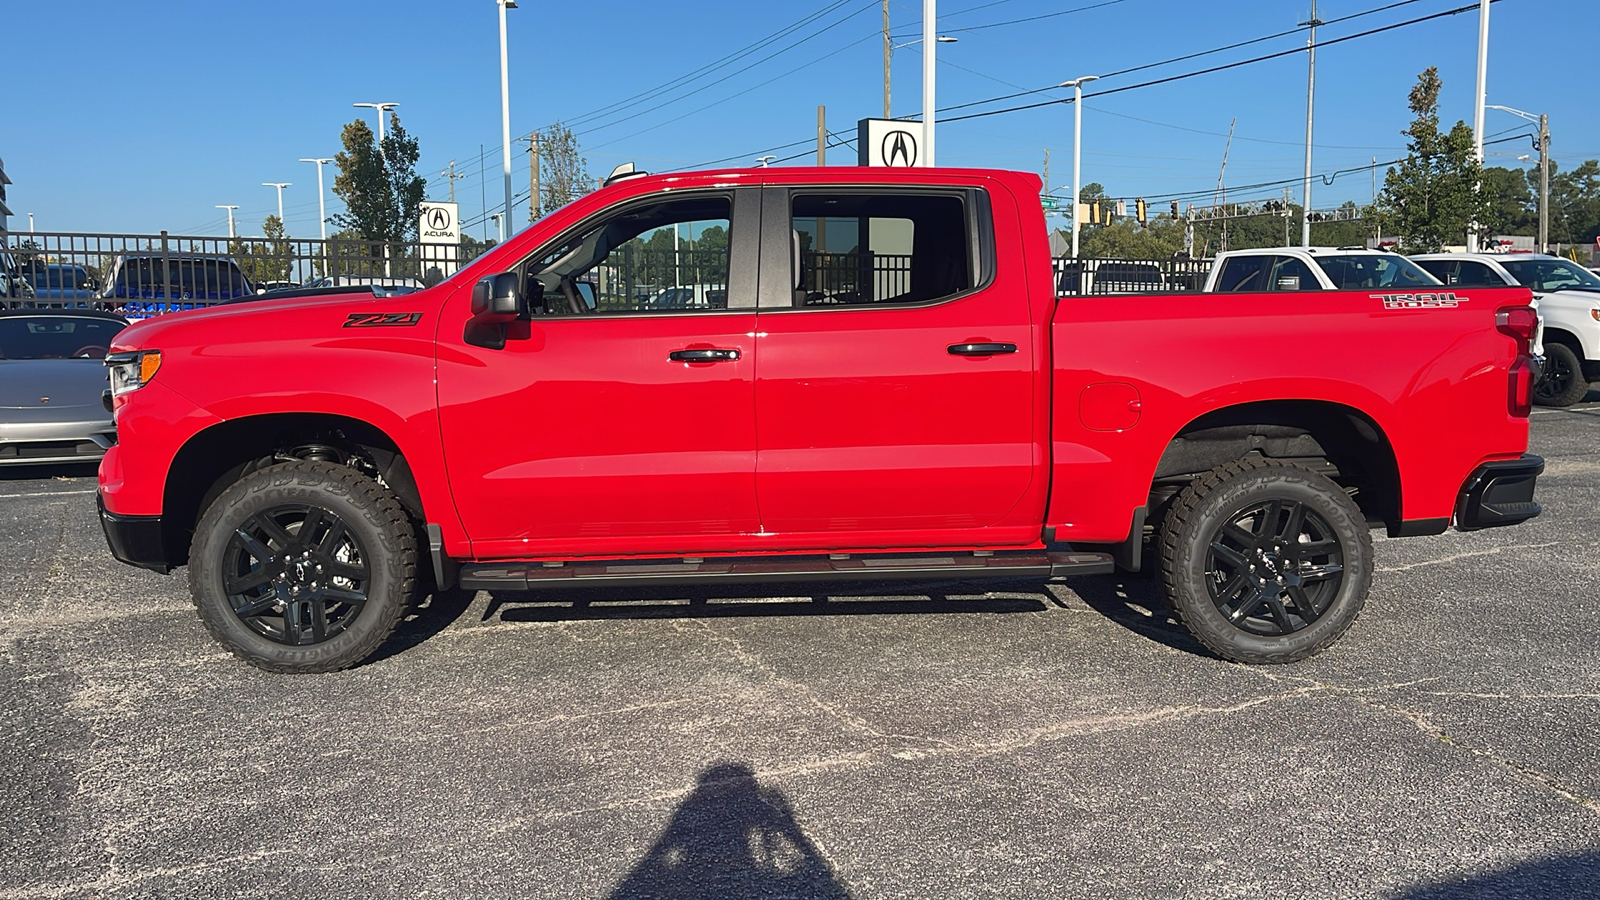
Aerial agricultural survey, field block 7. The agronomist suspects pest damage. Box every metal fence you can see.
[1,231,488,318]
[1053,257,1212,296]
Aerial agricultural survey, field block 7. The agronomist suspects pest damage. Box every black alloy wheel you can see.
[1203,498,1345,637]
[223,504,372,645]
[1534,342,1589,408]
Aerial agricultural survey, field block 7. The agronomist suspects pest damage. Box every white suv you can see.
[1414,253,1600,407]
[1204,246,1443,293]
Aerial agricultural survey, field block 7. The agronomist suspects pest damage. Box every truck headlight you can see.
[106,350,162,397]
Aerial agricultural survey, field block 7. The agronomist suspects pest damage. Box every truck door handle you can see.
[948,342,1017,356]
[669,348,740,362]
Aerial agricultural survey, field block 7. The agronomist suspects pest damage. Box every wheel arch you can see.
[1151,399,1401,533]
[160,413,426,569]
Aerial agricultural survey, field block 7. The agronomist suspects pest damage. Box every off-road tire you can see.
[188,460,417,673]
[1158,458,1371,664]
[1534,342,1590,408]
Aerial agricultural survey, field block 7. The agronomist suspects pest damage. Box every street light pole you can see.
[1300,1,1320,248]
[1468,0,1490,252]
[215,205,238,239]
[299,158,332,241]
[1062,75,1099,258]
[498,0,518,236]
[262,182,290,232]
[923,0,936,165]
[352,101,399,146]
[1487,104,1551,253]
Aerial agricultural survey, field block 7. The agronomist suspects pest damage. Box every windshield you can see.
[0,316,127,360]
[26,265,91,288]
[111,257,252,297]
[1317,254,1440,290]
[1499,258,1600,293]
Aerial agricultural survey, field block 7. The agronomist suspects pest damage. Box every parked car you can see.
[645,284,727,309]
[0,309,127,465]
[23,263,99,303]
[99,165,1542,674]
[95,254,254,318]
[255,280,298,294]
[1,248,36,302]
[300,275,425,295]
[1413,253,1600,407]
[1204,246,1443,293]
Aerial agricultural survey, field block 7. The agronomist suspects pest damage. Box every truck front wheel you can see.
[1158,458,1371,664]
[188,460,417,673]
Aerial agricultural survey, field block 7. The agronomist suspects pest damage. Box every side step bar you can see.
[458,550,1114,592]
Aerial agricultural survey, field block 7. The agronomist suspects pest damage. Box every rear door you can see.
[750,184,1040,545]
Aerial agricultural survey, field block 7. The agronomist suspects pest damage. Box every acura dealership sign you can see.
[857,119,927,168]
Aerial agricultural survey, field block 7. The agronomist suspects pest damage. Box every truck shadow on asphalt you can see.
[0,462,99,482]
[1389,851,1600,898]
[419,571,1216,660]
[606,761,855,900]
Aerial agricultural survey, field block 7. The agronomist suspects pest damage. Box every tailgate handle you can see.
[948,342,1017,356]
[669,348,740,362]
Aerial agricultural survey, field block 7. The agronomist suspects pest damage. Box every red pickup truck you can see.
[97,166,1543,673]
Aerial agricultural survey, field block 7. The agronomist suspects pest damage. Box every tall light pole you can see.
[923,0,936,165]
[498,0,518,235]
[262,182,290,231]
[885,35,957,121]
[1468,0,1490,252]
[1488,104,1551,253]
[299,158,333,241]
[215,205,238,239]
[1062,75,1099,258]
[1300,1,1320,248]
[353,101,399,146]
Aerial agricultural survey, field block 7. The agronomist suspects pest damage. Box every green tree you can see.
[1546,158,1600,245]
[230,215,292,285]
[1372,67,1489,253]
[539,122,592,216]
[1479,166,1536,237]
[331,114,427,243]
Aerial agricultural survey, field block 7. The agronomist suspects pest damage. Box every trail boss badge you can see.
[1373,292,1468,310]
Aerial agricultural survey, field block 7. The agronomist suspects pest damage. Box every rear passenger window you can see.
[789,193,972,306]
[1454,261,1500,285]
[1215,257,1270,292]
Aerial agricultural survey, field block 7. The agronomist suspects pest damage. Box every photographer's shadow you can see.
[609,762,853,900]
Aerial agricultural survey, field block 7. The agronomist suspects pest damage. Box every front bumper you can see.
[1457,454,1543,531]
[97,491,170,573]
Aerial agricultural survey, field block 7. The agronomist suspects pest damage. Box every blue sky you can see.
[4,0,1591,240]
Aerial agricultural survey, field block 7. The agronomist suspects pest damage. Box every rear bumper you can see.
[1457,454,1543,531]
[97,491,170,573]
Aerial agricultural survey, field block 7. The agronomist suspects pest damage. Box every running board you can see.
[458,550,1114,592]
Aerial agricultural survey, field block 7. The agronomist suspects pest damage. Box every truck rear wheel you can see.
[1534,342,1589,408]
[188,460,417,673]
[1158,458,1371,664]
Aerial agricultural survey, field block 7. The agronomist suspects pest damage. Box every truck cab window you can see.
[1216,256,1270,292]
[789,193,970,306]
[1269,257,1323,291]
[524,195,732,314]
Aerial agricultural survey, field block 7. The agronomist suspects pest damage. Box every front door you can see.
[436,188,762,559]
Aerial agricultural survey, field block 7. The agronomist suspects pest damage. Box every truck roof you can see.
[1216,246,1392,257]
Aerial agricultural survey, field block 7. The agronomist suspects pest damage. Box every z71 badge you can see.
[343,312,423,328]
[1372,292,1468,310]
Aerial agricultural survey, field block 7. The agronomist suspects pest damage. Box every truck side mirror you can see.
[465,271,539,350]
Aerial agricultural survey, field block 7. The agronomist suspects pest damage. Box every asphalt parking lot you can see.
[3,401,1598,900]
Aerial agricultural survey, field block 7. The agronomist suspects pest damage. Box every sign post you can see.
[418,201,461,281]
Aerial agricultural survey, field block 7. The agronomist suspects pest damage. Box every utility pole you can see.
[215,205,238,239]
[882,0,892,118]
[1538,114,1550,253]
[817,106,827,165]
[1300,0,1320,248]
[440,160,468,204]
[1043,148,1050,195]
[527,133,540,222]
[1468,0,1490,251]
[1284,187,1293,245]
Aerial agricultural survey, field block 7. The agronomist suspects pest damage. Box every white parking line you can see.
[0,489,97,500]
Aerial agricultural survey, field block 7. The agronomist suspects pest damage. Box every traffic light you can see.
[1089,200,1101,225]
[1170,200,1180,220]
[1136,198,1147,224]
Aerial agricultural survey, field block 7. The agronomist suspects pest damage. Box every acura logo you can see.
[426,208,452,231]
[882,130,918,167]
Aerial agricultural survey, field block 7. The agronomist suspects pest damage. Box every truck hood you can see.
[0,359,111,411]
[109,288,437,353]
